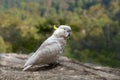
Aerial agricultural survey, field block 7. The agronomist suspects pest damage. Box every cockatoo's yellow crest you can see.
[53,25,58,30]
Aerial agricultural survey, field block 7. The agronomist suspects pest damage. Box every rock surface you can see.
[0,53,120,80]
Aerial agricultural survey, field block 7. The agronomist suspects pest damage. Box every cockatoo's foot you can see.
[48,62,60,68]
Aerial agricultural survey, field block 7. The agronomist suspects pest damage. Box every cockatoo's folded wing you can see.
[24,39,63,68]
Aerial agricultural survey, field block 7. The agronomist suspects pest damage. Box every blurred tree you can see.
[0,0,120,67]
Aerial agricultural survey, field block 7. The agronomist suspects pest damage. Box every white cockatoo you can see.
[23,25,71,71]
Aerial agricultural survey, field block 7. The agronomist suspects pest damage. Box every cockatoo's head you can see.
[53,25,71,39]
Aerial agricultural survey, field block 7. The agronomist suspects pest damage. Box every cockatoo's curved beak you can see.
[54,25,58,30]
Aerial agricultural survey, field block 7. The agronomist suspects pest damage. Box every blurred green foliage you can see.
[0,0,120,67]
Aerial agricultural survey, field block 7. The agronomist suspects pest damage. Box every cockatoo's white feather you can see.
[23,25,71,71]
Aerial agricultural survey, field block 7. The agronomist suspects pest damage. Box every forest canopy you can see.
[0,0,120,67]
